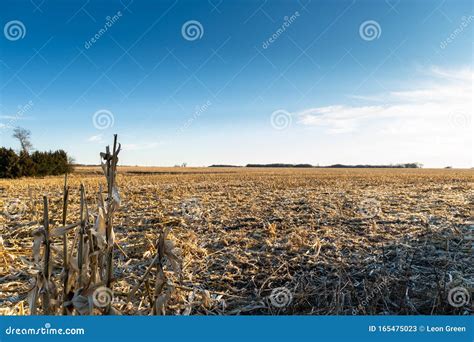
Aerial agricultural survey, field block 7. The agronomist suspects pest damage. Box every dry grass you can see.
[0,167,472,315]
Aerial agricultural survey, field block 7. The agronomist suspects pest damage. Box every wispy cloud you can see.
[428,66,472,82]
[87,134,104,143]
[122,142,161,151]
[87,133,162,151]
[299,105,383,133]
[297,66,472,135]
[0,115,26,120]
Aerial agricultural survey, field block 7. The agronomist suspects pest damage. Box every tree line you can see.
[210,163,423,168]
[0,127,73,178]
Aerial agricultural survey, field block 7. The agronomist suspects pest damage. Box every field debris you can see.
[0,150,472,315]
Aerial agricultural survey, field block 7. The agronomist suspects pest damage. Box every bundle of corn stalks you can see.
[26,135,182,315]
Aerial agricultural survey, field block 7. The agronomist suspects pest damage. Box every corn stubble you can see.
[0,143,472,315]
[0,135,181,315]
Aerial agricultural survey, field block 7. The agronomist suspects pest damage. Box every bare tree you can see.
[12,127,33,154]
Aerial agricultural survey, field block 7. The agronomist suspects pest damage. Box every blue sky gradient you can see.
[0,0,472,166]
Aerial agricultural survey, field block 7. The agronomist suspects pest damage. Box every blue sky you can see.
[0,0,472,167]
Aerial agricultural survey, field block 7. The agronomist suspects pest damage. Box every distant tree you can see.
[403,163,423,169]
[18,151,36,177]
[12,127,33,154]
[67,156,75,172]
[0,147,21,178]
[0,141,73,179]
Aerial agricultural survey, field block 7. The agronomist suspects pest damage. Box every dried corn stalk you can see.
[25,135,125,315]
[27,197,58,315]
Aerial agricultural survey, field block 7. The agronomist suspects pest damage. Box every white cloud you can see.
[122,142,161,151]
[88,133,161,151]
[299,105,383,133]
[87,134,104,143]
[0,115,21,120]
[429,66,473,82]
[297,66,472,135]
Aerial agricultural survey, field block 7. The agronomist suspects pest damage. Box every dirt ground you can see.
[1,167,472,315]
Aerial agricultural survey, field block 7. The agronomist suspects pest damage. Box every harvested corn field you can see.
[0,166,473,315]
